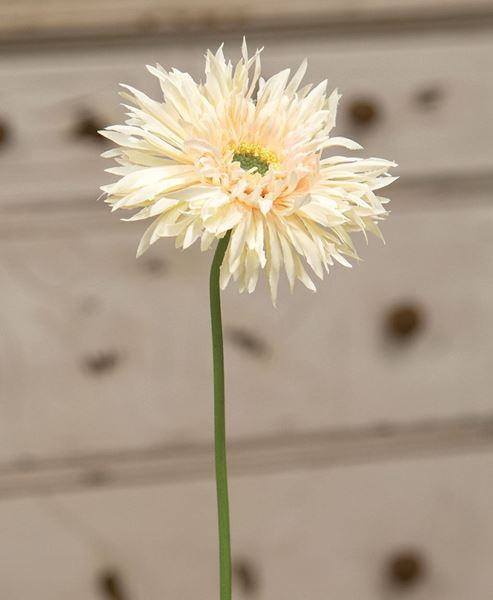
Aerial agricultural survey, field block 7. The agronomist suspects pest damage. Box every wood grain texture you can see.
[1,28,492,209]
[0,452,492,599]
[1,0,493,40]
[0,417,491,499]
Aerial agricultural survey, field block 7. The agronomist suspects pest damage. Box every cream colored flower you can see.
[100,40,396,303]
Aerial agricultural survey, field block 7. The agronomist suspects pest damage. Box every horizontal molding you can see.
[1,0,493,43]
[0,416,492,499]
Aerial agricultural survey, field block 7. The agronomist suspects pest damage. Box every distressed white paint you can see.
[0,28,492,209]
[0,452,492,599]
[0,202,491,463]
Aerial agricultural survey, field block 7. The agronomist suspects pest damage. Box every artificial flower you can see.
[100,40,396,303]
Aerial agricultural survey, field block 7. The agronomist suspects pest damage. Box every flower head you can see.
[100,40,396,303]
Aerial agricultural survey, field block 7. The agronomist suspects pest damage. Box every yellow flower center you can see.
[230,143,280,176]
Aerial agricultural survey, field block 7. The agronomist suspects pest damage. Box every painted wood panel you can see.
[0,201,491,463]
[0,451,491,599]
[0,28,492,209]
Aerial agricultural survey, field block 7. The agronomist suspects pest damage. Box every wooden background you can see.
[0,1,493,598]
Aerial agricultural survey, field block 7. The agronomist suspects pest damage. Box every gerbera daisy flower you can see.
[100,40,396,303]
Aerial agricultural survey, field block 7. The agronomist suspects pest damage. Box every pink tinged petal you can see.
[259,195,274,215]
[292,192,312,211]
[230,178,248,197]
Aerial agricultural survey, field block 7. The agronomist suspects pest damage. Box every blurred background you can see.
[1,0,493,598]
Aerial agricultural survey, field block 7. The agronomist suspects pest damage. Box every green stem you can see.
[210,230,232,600]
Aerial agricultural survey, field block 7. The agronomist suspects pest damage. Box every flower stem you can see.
[210,230,232,600]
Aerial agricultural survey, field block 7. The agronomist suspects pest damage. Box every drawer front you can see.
[0,201,491,462]
[0,452,492,599]
[0,27,492,207]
